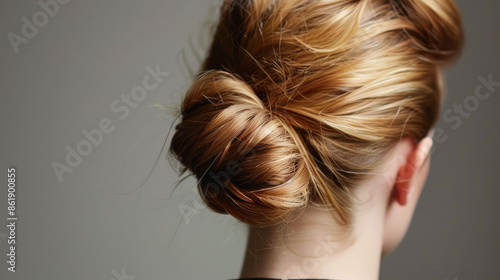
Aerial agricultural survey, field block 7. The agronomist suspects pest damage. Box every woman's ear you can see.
[393,136,434,206]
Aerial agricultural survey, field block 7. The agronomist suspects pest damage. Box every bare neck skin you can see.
[239,198,387,280]
[239,137,432,280]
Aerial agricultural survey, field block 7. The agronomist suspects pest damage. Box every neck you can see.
[239,202,386,280]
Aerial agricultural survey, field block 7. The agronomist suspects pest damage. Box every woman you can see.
[169,0,464,279]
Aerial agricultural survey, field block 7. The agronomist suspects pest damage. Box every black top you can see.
[230,278,336,280]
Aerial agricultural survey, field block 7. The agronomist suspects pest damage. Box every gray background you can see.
[0,0,498,279]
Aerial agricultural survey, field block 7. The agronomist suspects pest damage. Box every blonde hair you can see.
[169,0,463,228]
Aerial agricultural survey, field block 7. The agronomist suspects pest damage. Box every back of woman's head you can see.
[169,0,464,228]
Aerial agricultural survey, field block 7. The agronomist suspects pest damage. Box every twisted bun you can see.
[170,70,310,226]
[169,0,463,228]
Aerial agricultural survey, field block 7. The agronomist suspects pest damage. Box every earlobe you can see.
[394,171,410,205]
[393,137,434,206]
